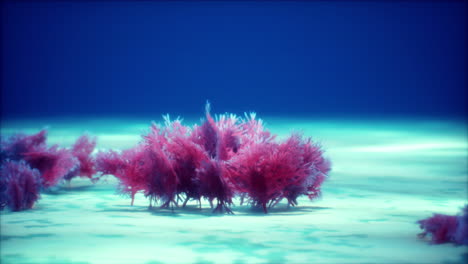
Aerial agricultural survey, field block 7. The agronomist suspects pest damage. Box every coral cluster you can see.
[418,206,468,245]
[0,160,41,211]
[0,131,97,211]
[1,104,331,213]
[97,103,331,213]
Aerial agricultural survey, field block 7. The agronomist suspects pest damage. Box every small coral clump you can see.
[0,130,48,162]
[23,145,79,188]
[0,131,98,211]
[230,134,330,213]
[97,103,331,213]
[418,206,468,245]
[96,145,155,206]
[64,135,98,182]
[0,160,42,211]
[1,103,331,213]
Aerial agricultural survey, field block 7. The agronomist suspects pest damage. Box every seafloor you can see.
[1,117,467,264]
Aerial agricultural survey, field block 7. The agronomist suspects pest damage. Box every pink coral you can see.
[1,130,90,188]
[97,146,151,206]
[282,134,331,203]
[229,134,330,213]
[191,103,220,159]
[65,135,97,181]
[418,206,468,245]
[197,159,234,213]
[0,130,47,162]
[23,145,78,188]
[214,114,242,161]
[96,150,123,176]
[1,130,99,212]
[0,160,42,211]
[95,103,331,214]
[144,125,179,208]
[164,123,209,207]
[239,113,275,147]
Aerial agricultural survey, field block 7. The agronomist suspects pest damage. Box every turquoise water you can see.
[1,117,466,264]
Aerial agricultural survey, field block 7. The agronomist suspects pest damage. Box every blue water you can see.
[1,0,466,119]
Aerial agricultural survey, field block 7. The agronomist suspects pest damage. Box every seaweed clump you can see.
[418,206,468,245]
[0,131,98,211]
[0,160,41,211]
[97,103,331,213]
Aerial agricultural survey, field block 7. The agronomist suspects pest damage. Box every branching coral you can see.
[23,145,79,188]
[1,104,331,214]
[0,160,42,211]
[1,131,98,211]
[96,103,331,214]
[65,135,97,181]
[0,130,47,162]
[97,146,151,206]
[229,134,330,213]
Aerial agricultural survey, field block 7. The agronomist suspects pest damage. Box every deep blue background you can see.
[1,0,466,119]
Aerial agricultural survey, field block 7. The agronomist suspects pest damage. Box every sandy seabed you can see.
[1,117,467,264]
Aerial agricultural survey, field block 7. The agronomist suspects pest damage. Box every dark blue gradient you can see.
[1,0,466,119]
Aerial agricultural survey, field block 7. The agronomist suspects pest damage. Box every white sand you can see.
[1,117,467,264]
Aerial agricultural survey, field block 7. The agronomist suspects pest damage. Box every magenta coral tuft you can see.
[1,130,47,162]
[0,160,42,211]
[23,145,78,188]
[418,206,468,245]
[144,126,179,208]
[97,146,151,206]
[96,150,123,177]
[65,134,97,181]
[229,134,330,213]
[1,130,81,188]
[163,120,208,207]
[198,159,234,213]
[1,130,98,212]
[95,103,331,213]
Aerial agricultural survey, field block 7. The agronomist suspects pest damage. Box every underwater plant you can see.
[97,145,151,206]
[418,206,468,245]
[96,103,331,214]
[0,131,100,212]
[193,105,236,213]
[1,131,100,188]
[0,130,47,162]
[197,158,234,213]
[191,104,243,161]
[22,145,79,188]
[144,124,179,209]
[150,117,208,207]
[64,134,97,181]
[95,149,122,177]
[0,160,42,211]
[0,104,331,213]
[1,130,79,187]
[168,128,207,207]
[229,134,330,213]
